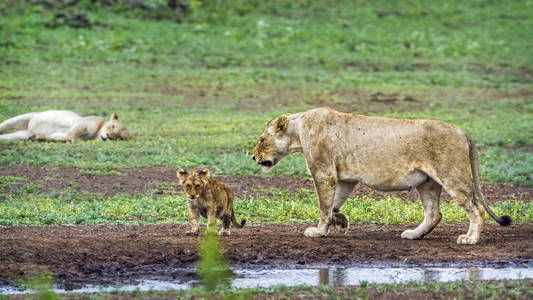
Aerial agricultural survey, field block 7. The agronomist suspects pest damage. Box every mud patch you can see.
[0,223,531,287]
[1,165,531,204]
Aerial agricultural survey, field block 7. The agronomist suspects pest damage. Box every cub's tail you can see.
[466,134,511,226]
[231,210,246,228]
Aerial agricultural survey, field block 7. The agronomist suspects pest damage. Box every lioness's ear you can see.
[274,115,288,133]
[199,168,209,179]
[111,113,118,121]
[177,168,188,184]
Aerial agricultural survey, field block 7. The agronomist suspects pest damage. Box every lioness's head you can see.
[252,114,292,172]
[99,113,131,141]
[177,168,209,200]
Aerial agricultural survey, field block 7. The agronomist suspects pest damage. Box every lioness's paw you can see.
[457,234,478,245]
[185,230,199,236]
[304,226,326,237]
[401,229,422,240]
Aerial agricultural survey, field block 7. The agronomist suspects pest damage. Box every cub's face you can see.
[177,168,209,200]
[253,115,290,172]
[99,113,131,141]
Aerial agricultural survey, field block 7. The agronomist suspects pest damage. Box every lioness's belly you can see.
[340,169,428,191]
[27,110,82,137]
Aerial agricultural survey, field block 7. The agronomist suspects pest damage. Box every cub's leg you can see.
[186,200,200,236]
[218,214,231,236]
[304,170,336,237]
[331,181,356,234]
[0,113,37,133]
[401,177,442,240]
[0,130,32,141]
[206,205,218,233]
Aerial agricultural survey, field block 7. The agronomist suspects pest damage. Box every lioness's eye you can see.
[186,184,191,189]
[259,138,264,144]
[195,184,200,189]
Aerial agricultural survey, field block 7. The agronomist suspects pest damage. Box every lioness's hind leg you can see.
[0,130,32,141]
[451,187,485,245]
[0,113,37,133]
[401,178,442,240]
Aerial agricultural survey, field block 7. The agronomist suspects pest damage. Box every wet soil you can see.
[0,223,531,288]
[1,165,531,205]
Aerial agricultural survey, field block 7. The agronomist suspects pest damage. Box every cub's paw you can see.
[332,213,350,234]
[185,230,199,236]
[218,230,231,236]
[457,234,478,245]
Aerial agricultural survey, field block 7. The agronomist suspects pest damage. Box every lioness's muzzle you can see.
[260,160,273,167]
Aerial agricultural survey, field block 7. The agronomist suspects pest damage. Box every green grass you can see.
[0,2,531,298]
[0,188,530,226]
[0,0,532,229]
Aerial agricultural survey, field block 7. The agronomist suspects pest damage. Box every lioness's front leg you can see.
[331,181,356,234]
[304,171,336,237]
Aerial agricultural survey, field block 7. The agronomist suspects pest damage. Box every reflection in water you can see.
[231,266,532,289]
[2,265,532,294]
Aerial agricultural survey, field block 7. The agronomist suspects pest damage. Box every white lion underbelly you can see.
[340,169,428,191]
[27,111,82,137]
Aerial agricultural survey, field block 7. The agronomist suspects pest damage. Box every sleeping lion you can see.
[0,110,130,142]
[253,107,511,245]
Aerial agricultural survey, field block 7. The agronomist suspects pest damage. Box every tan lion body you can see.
[177,168,246,236]
[0,110,130,142]
[253,107,510,244]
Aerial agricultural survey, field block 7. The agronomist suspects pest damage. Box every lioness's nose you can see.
[252,155,256,161]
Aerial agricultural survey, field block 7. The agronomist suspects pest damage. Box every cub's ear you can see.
[177,168,188,184]
[198,168,209,179]
[273,115,288,133]
[111,113,119,121]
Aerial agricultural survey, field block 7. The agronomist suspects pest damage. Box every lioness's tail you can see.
[466,134,511,226]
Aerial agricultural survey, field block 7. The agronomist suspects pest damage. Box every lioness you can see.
[253,107,510,245]
[0,110,130,142]
[177,168,246,236]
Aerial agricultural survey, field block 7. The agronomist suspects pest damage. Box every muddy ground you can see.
[0,165,532,290]
[1,165,532,204]
[0,223,532,289]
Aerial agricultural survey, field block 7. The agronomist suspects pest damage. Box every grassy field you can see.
[1,1,532,297]
[1,0,532,182]
[0,0,532,227]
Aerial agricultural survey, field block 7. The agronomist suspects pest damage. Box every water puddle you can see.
[2,263,531,294]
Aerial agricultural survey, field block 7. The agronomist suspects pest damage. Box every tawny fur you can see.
[177,168,246,236]
[253,107,510,245]
[0,110,130,142]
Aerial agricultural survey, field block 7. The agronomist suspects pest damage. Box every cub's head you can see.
[252,114,291,172]
[99,113,131,141]
[177,168,209,200]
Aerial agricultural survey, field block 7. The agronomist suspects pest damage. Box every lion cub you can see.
[177,168,246,236]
